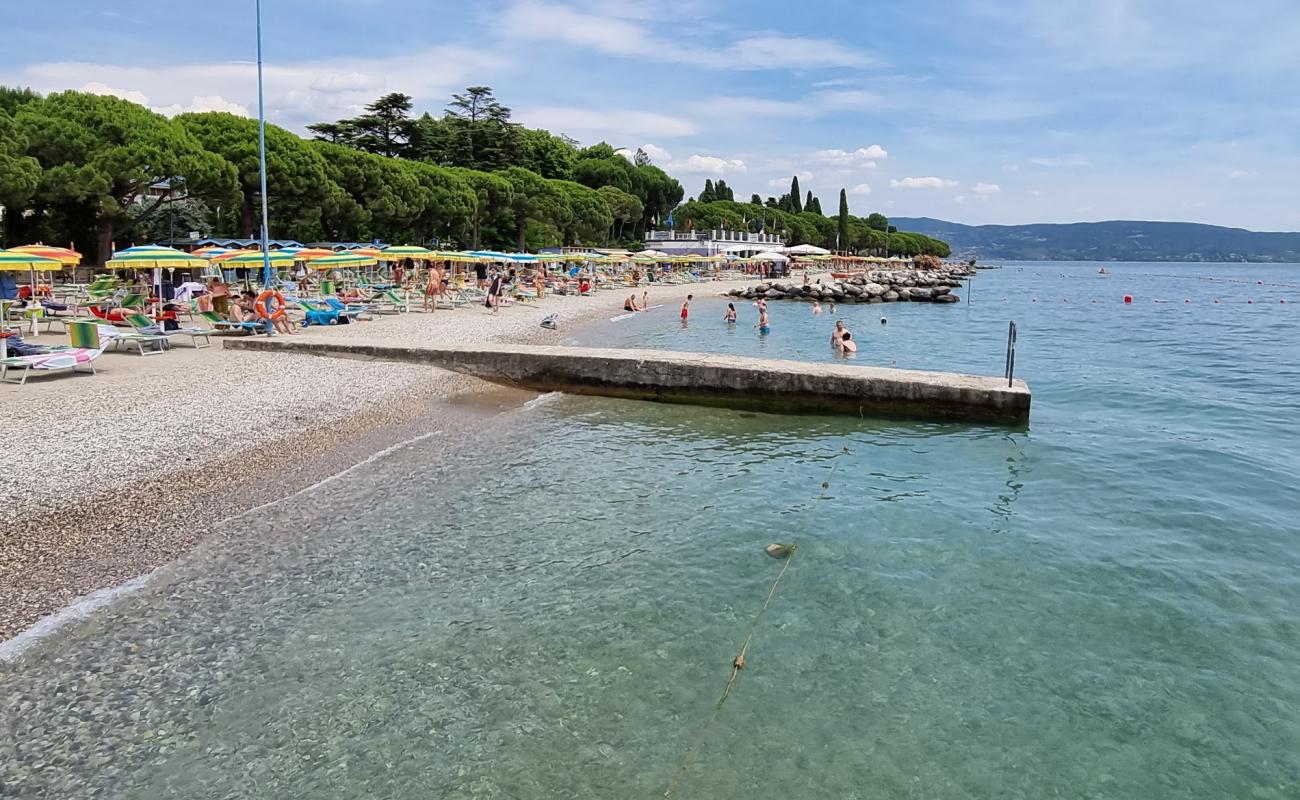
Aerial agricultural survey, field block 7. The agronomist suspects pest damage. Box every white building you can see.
[642,229,784,257]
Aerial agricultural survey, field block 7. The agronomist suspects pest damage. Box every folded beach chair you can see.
[1,321,106,385]
[323,296,375,321]
[198,310,265,335]
[124,313,212,349]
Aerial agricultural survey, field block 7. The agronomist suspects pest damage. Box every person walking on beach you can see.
[487,271,503,314]
[681,294,692,324]
[725,302,737,323]
[423,264,441,312]
[534,268,546,300]
[475,260,489,289]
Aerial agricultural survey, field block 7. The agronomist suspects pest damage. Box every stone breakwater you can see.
[726,267,975,304]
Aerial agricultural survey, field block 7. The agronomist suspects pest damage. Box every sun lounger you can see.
[1,321,106,385]
[124,313,212,349]
[370,289,409,314]
[198,310,266,335]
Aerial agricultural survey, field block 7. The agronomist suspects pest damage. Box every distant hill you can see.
[890,218,1300,262]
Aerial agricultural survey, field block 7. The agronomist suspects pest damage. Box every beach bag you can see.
[303,308,337,327]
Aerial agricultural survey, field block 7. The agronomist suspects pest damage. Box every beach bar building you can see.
[641,228,785,257]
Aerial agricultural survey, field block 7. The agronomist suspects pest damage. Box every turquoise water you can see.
[2,262,1298,798]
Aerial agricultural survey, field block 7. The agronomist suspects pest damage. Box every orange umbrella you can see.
[290,248,340,261]
[349,248,382,258]
[8,244,82,266]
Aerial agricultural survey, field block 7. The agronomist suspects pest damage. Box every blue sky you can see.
[5,0,1299,229]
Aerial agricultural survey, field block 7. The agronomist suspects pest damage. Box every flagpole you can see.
[255,0,273,318]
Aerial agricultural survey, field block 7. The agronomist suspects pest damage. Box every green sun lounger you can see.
[124,313,212,349]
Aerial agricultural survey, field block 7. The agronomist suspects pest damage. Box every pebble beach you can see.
[0,279,754,644]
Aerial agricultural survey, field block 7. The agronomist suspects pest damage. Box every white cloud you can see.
[156,95,250,117]
[1228,169,1258,179]
[953,195,969,204]
[767,172,813,188]
[972,182,1001,195]
[515,107,697,142]
[890,176,958,189]
[499,1,871,70]
[812,145,888,170]
[19,46,507,131]
[851,183,872,195]
[640,143,672,162]
[683,155,747,174]
[80,81,150,106]
[1027,189,1045,196]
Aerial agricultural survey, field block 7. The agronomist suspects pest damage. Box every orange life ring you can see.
[255,290,287,320]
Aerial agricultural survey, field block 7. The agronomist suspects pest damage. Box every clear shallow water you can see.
[3,262,1299,798]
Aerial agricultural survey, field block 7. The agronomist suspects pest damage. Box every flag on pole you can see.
[666,210,674,229]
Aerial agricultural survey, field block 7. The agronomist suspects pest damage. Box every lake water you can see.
[2,262,1298,799]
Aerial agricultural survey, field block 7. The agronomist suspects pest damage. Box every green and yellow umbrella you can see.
[217,250,299,268]
[105,246,207,269]
[376,245,436,261]
[432,251,487,263]
[309,253,378,270]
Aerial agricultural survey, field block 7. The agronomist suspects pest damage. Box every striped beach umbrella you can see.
[0,249,64,271]
[287,248,339,261]
[309,253,377,270]
[105,246,207,269]
[8,245,82,266]
[348,247,382,258]
[376,245,436,261]
[216,250,299,268]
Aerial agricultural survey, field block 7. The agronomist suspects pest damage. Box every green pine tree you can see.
[837,188,849,251]
[790,176,803,213]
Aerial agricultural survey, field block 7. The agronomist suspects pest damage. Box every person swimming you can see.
[725,302,737,323]
[812,301,823,315]
[840,331,857,352]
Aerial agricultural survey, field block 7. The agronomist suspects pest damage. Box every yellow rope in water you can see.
[663,447,849,800]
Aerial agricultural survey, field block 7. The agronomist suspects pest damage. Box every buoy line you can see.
[662,446,851,799]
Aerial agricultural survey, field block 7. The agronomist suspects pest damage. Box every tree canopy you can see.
[0,84,945,260]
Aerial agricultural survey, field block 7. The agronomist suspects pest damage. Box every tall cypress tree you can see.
[790,176,803,213]
[837,188,850,251]
[809,195,822,214]
[700,178,716,203]
[805,190,813,212]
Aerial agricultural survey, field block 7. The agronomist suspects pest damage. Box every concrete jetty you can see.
[223,339,1031,424]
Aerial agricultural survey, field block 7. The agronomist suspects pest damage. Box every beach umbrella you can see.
[0,250,67,331]
[376,245,436,261]
[8,244,82,266]
[784,243,830,256]
[287,248,339,261]
[751,251,789,262]
[348,247,382,258]
[217,250,299,268]
[308,253,377,270]
[105,246,207,269]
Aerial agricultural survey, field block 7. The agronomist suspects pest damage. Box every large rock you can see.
[935,293,960,303]
[863,283,886,296]
[765,290,785,299]
[844,284,863,296]
[932,285,951,296]
[909,287,933,301]
[882,290,899,302]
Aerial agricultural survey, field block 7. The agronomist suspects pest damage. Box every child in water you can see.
[681,294,692,322]
[725,303,737,323]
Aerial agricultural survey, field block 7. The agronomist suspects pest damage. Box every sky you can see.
[4,0,1300,230]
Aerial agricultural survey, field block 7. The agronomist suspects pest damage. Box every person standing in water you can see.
[757,304,770,335]
[840,331,857,352]
[681,294,692,323]
[725,303,737,323]
[812,301,823,315]
[831,319,848,349]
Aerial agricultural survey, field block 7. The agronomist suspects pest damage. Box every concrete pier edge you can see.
[223,338,1031,425]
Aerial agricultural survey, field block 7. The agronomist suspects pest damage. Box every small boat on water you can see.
[1098,267,1109,275]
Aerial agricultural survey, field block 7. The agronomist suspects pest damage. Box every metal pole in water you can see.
[255,0,274,334]
[1005,321,1017,387]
